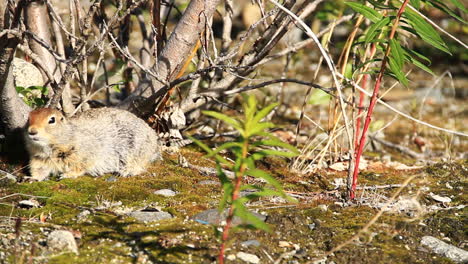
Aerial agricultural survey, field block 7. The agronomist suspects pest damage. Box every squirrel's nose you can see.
[28,128,38,136]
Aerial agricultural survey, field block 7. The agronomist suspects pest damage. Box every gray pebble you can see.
[421,236,468,263]
[47,230,78,254]
[236,252,260,264]
[198,180,220,186]
[240,240,261,247]
[154,189,177,197]
[127,211,173,223]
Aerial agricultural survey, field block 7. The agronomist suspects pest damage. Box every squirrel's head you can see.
[26,108,66,146]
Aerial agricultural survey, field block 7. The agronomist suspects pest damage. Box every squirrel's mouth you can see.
[28,135,45,144]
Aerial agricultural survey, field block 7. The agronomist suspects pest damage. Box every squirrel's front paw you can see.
[61,169,85,179]
[29,169,51,181]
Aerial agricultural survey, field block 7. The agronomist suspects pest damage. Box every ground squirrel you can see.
[25,107,160,181]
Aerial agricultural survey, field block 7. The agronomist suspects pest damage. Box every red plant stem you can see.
[355,74,367,150]
[350,0,410,199]
[219,141,249,264]
[355,39,378,149]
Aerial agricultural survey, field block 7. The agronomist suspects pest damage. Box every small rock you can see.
[47,230,78,254]
[192,209,266,226]
[308,223,316,230]
[227,254,236,261]
[106,176,118,182]
[198,126,215,136]
[127,210,173,223]
[12,58,44,87]
[312,257,327,264]
[332,178,345,188]
[329,162,347,171]
[154,189,177,197]
[77,210,91,222]
[18,199,40,209]
[240,240,261,247]
[429,193,452,203]
[421,236,468,263]
[317,204,328,212]
[279,241,292,248]
[198,180,220,186]
[236,252,260,264]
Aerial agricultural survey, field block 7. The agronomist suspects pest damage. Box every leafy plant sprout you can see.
[192,94,298,264]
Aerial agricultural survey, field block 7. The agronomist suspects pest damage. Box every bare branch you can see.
[119,0,222,111]
[50,9,74,115]
[24,0,59,95]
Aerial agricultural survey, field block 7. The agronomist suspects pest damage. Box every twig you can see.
[369,135,425,159]
[0,193,49,200]
[221,0,233,54]
[356,184,404,190]
[50,11,74,114]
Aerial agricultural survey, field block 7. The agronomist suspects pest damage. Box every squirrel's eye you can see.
[48,117,55,124]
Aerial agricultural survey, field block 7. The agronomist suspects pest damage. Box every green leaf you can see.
[246,169,282,190]
[202,111,244,132]
[252,102,278,124]
[387,56,409,86]
[189,136,231,165]
[345,2,383,23]
[410,0,420,8]
[367,0,396,9]
[389,39,405,69]
[254,137,299,153]
[403,11,451,54]
[428,0,467,24]
[409,57,435,76]
[449,0,467,13]
[242,94,257,123]
[15,86,25,93]
[207,142,243,158]
[248,122,275,137]
[364,17,391,44]
[369,120,385,132]
[113,84,122,93]
[256,149,298,158]
[402,47,431,64]
[218,166,233,210]
[233,200,270,232]
[308,89,332,105]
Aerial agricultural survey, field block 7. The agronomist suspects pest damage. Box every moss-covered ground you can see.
[0,149,466,263]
